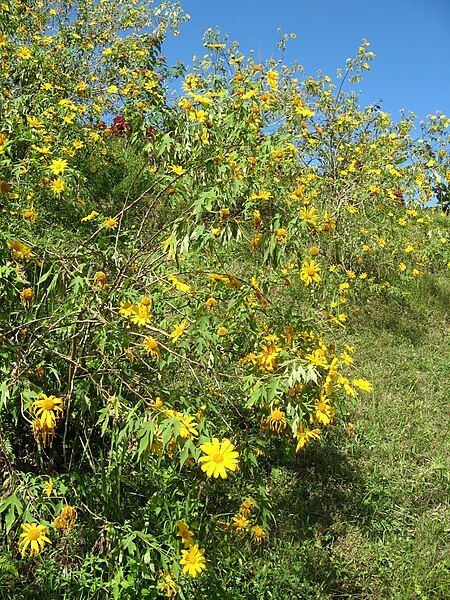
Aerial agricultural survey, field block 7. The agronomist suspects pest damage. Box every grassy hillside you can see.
[228,276,449,599]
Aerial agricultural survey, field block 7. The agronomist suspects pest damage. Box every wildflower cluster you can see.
[0,1,448,596]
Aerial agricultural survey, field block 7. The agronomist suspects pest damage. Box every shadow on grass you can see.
[251,434,394,598]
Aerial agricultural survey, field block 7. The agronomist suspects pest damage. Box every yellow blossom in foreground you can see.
[261,409,287,433]
[22,207,37,223]
[53,505,77,531]
[232,514,249,531]
[49,158,68,175]
[352,378,373,392]
[168,164,186,176]
[294,425,321,452]
[176,520,194,547]
[169,319,187,342]
[167,274,192,294]
[32,393,63,430]
[266,70,279,91]
[18,46,32,60]
[204,297,217,310]
[44,478,54,498]
[93,271,107,288]
[103,216,118,229]
[143,336,159,358]
[7,240,33,261]
[18,523,51,557]
[252,525,267,544]
[217,326,228,336]
[180,544,206,578]
[51,178,65,194]
[314,398,334,425]
[158,570,179,597]
[81,210,98,222]
[20,287,34,304]
[198,438,239,479]
[240,498,254,517]
[300,259,322,286]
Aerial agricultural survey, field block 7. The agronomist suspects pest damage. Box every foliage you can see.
[0,1,449,597]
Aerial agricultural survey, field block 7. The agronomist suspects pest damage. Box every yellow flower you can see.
[314,398,334,426]
[20,287,34,304]
[167,274,192,294]
[158,570,179,597]
[204,297,217,310]
[168,165,186,176]
[352,378,373,392]
[44,478,54,498]
[27,116,43,128]
[300,205,319,226]
[252,525,267,544]
[81,210,98,222]
[51,178,65,194]
[180,544,206,578]
[176,520,194,547]
[22,207,37,223]
[49,158,68,175]
[169,319,187,342]
[240,498,254,517]
[300,259,322,286]
[7,239,33,261]
[143,336,159,358]
[261,409,287,433]
[217,326,228,336]
[266,70,279,91]
[198,438,239,479]
[93,271,107,288]
[18,523,51,557]
[250,190,272,201]
[294,425,321,451]
[53,505,77,531]
[103,216,118,229]
[18,46,32,60]
[276,228,288,238]
[232,514,249,531]
[32,393,64,429]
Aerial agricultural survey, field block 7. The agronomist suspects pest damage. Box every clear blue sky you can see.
[163,0,450,121]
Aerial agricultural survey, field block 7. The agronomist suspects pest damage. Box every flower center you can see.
[27,527,41,541]
[271,410,283,421]
[213,453,224,463]
[307,267,316,276]
[42,398,56,411]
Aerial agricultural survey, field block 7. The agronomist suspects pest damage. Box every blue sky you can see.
[163,0,450,122]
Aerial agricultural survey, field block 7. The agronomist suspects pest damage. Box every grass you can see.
[233,275,450,599]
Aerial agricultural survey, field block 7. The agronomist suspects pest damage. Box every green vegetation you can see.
[1,1,449,598]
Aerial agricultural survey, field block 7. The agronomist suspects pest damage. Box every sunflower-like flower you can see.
[143,336,159,358]
[198,438,239,479]
[176,520,194,547]
[251,525,267,544]
[179,544,206,577]
[299,259,322,286]
[7,239,33,261]
[231,514,249,531]
[18,523,51,557]
[158,570,179,597]
[32,393,63,430]
[53,505,77,531]
[294,425,321,452]
[261,408,288,433]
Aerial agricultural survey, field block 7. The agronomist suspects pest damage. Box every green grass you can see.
[234,275,450,599]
